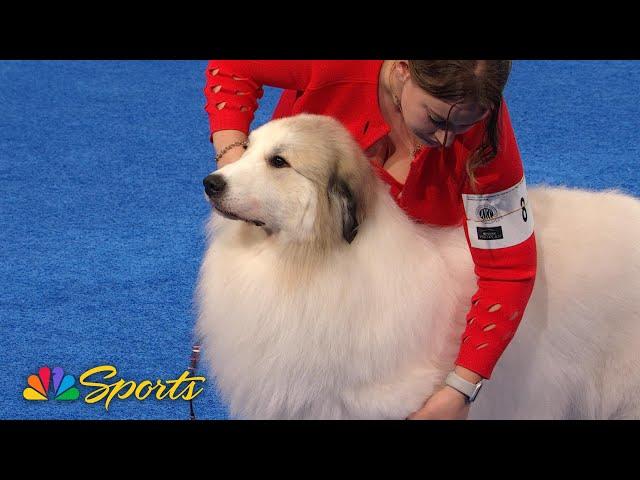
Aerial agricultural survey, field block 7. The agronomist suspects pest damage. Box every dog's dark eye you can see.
[269,155,290,168]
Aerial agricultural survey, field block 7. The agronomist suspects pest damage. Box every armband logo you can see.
[476,205,498,224]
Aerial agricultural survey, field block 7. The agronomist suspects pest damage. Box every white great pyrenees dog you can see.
[196,114,640,420]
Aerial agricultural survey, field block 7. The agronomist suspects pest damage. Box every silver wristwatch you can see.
[445,371,483,404]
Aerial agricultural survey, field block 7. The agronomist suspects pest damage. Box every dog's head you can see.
[203,114,376,245]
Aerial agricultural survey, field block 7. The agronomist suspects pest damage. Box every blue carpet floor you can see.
[1,61,639,419]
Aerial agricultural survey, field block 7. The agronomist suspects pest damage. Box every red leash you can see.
[188,343,201,420]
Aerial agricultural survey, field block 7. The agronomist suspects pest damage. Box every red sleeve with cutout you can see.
[454,101,538,379]
[203,60,313,137]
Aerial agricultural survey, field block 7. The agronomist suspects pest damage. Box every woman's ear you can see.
[396,60,411,82]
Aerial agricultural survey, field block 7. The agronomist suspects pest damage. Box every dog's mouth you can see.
[212,203,265,227]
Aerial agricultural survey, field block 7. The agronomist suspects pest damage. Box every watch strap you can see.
[445,371,483,403]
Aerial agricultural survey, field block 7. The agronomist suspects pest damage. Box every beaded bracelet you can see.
[215,140,248,163]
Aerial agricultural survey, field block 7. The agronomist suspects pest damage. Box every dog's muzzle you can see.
[202,173,266,228]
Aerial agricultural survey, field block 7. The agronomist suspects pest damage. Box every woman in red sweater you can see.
[203,60,537,420]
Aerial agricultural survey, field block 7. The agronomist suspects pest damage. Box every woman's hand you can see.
[406,366,482,420]
[212,130,248,170]
[406,385,470,420]
[216,147,245,169]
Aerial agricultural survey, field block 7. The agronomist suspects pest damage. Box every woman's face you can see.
[399,73,491,148]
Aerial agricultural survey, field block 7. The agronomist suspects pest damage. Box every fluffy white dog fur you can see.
[196,114,640,419]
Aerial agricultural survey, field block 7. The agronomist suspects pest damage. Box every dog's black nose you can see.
[203,174,226,197]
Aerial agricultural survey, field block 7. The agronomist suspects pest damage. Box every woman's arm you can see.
[456,100,538,380]
[204,60,313,168]
[211,130,248,169]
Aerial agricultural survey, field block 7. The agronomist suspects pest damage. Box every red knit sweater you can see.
[203,60,537,379]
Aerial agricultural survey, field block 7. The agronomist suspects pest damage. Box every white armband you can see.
[462,176,534,249]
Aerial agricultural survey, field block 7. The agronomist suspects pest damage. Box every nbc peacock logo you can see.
[23,366,80,401]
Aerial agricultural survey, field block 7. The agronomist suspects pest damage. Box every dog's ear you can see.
[328,173,359,244]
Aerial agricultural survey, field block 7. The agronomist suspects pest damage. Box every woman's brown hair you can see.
[408,60,512,189]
